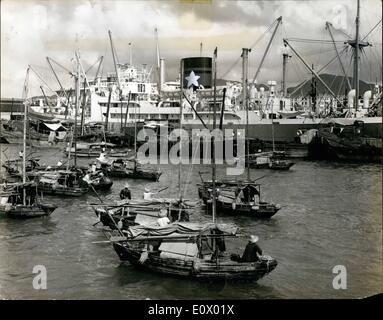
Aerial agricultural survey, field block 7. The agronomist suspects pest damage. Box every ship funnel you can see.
[159,58,165,92]
[347,89,355,109]
[363,90,372,108]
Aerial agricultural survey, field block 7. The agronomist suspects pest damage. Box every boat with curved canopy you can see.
[198,180,281,218]
[111,222,277,281]
[0,182,57,218]
[99,157,162,181]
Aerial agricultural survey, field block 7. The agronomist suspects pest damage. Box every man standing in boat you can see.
[241,235,263,262]
[120,183,132,200]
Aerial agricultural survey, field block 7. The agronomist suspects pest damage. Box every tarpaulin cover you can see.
[39,174,59,184]
[320,118,362,126]
[42,122,67,131]
[159,242,199,260]
[128,222,238,238]
[277,110,305,118]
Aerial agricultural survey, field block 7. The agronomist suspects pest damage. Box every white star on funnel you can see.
[185,71,200,88]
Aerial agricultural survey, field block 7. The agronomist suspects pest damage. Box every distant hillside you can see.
[287,74,376,98]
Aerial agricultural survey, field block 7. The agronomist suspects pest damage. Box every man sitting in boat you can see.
[97,152,107,164]
[90,162,97,173]
[241,235,263,262]
[143,187,154,200]
[82,173,91,185]
[235,185,259,204]
[157,209,170,227]
[120,183,132,200]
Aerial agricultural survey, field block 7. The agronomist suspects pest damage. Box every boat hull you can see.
[37,184,89,197]
[113,242,277,281]
[0,203,56,218]
[204,200,279,218]
[198,187,280,218]
[94,208,138,230]
[90,178,113,191]
[269,161,295,170]
[104,168,161,181]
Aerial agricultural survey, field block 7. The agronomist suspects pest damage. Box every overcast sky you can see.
[1,0,382,98]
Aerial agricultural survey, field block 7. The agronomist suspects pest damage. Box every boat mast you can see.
[108,30,123,132]
[105,87,112,132]
[129,42,132,66]
[242,48,251,181]
[354,0,361,112]
[155,28,161,96]
[134,102,137,164]
[22,67,30,205]
[178,59,184,201]
[123,91,131,131]
[310,64,317,114]
[80,80,86,135]
[212,47,218,223]
[73,51,81,167]
[271,100,275,153]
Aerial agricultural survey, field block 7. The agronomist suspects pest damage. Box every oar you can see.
[89,184,104,204]
[156,186,168,193]
[88,184,126,233]
[253,174,268,182]
[90,203,163,210]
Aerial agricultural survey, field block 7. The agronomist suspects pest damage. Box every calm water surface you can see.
[0,144,382,299]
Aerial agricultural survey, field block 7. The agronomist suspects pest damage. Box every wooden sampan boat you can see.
[0,182,57,218]
[111,222,277,281]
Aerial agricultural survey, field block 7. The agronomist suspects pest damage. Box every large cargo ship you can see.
[5,1,382,151]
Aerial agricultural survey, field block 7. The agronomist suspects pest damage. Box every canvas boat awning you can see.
[41,122,67,131]
[320,118,363,126]
[124,222,238,239]
[277,110,305,118]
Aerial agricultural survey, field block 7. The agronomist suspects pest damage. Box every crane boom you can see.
[108,30,121,89]
[252,16,282,84]
[283,39,343,105]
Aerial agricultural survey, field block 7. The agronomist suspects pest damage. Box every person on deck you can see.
[241,235,263,262]
[143,187,154,200]
[157,209,170,227]
[120,183,132,200]
[82,173,91,185]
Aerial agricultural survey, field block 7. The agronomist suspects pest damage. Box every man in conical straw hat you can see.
[241,235,263,262]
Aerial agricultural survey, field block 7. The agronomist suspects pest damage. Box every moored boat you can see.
[30,170,89,197]
[111,222,277,281]
[0,182,57,218]
[198,180,281,218]
[64,142,130,158]
[99,157,162,181]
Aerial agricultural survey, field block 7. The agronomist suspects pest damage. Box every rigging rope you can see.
[219,19,277,79]
[182,134,203,201]
[286,38,345,44]
[362,18,382,41]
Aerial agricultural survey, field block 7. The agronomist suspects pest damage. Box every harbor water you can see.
[0,145,382,299]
